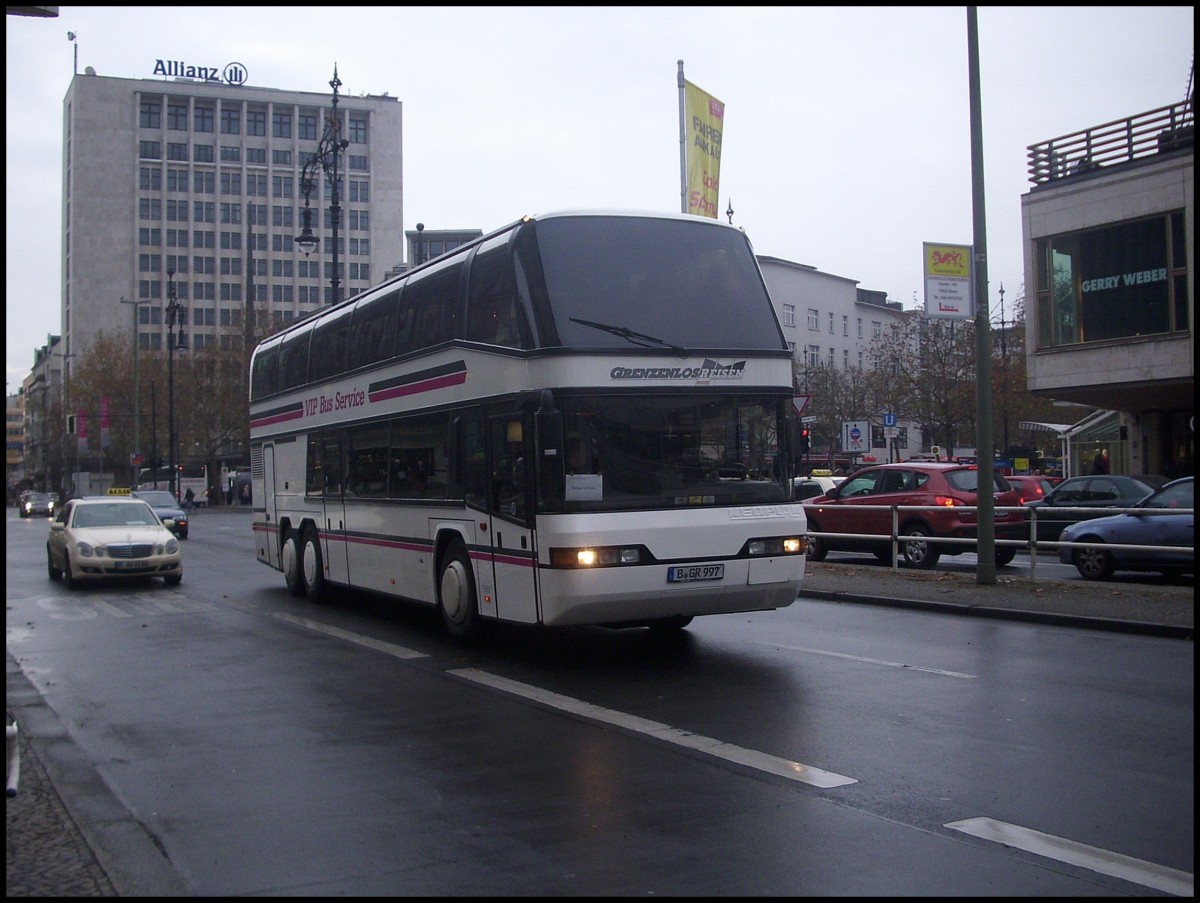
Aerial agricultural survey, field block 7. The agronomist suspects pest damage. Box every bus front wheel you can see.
[438,542,480,641]
[282,530,305,597]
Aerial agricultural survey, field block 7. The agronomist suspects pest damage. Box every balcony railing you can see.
[1026,101,1193,186]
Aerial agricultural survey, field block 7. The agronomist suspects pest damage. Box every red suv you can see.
[803,462,1024,568]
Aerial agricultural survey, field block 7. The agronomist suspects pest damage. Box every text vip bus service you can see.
[249,211,807,639]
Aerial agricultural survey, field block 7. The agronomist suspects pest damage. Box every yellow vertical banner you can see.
[684,80,724,219]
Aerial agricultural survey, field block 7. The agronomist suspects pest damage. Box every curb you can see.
[802,589,1194,640]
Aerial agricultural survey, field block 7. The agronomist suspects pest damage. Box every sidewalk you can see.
[6,556,1192,896]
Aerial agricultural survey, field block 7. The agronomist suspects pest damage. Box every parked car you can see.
[21,491,56,519]
[1003,474,1056,505]
[1024,474,1159,543]
[46,496,182,588]
[1058,477,1193,580]
[133,489,189,539]
[803,462,1024,569]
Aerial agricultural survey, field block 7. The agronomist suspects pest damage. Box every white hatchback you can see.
[47,497,183,588]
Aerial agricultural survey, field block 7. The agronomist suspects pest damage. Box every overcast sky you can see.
[5,6,1194,391]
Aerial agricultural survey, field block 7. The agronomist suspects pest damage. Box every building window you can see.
[166,199,188,222]
[843,349,849,369]
[193,201,215,223]
[872,321,882,339]
[349,209,369,231]
[299,113,318,141]
[221,107,240,135]
[167,142,188,161]
[246,148,266,164]
[246,173,268,196]
[782,303,795,327]
[193,106,214,133]
[272,111,292,138]
[167,103,188,130]
[828,312,835,334]
[272,205,294,228]
[220,203,242,225]
[193,144,214,163]
[220,145,241,162]
[166,254,188,274]
[192,229,215,248]
[219,231,243,250]
[139,140,161,160]
[857,317,863,338]
[193,171,215,193]
[220,172,242,195]
[348,155,369,172]
[273,175,294,198]
[140,101,161,129]
[139,167,162,191]
[138,198,162,221]
[246,109,266,136]
[842,315,849,336]
[166,168,187,192]
[806,344,820,369]
[166,229,187,248]
[272,149,292,165]
[349,116,368,143]
[807,308,819,330]
[1034,211,1188,349]
[348,180,369,202]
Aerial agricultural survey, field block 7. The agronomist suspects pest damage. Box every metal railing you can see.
[1026,100,1194,186]
[804,503,1194,579]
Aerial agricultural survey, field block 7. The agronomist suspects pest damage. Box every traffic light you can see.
[66,414,76,435]
[800,428,810,455]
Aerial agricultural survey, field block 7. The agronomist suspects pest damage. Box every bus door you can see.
[486,413,539,624]
[316,432,350,585]
[263,444,279,568]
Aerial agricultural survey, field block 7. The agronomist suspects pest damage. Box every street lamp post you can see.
[120,296,150,484]
[415,222,425,267]
[165,269,186,499]
[294,65,350,306]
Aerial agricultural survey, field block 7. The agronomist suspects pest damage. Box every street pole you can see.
[119,296,148,485]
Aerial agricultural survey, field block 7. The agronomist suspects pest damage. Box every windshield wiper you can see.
[569,318,689,358]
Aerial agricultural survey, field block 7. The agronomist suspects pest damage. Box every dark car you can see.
[1058,477,1193,580]
[132,489,189,539]
[21,491,56,518]
[1004,474,1055,505]
[1024,474,1158,543]
[803,462,1024,569]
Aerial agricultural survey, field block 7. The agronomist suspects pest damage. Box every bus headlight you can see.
[549,545,644,568]
[746,537,805,556]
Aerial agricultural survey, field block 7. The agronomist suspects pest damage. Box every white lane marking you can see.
[449,667,857,789]
[756,641,976,679]
[270,612,428,660]
[947,817,1194,896]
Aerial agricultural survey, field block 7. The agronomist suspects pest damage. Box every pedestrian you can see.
[184,487,195,512]
[1091,448,1109,474]
[240,482,251,506]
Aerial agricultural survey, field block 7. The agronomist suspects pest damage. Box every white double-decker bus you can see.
[249,211,806,639]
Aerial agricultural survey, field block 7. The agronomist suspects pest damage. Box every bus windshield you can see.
[551,393,790,512]
[527,215,786,352]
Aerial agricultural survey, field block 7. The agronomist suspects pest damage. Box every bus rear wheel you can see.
[282,530,305,597]
[300,528,326,602]
[438,542,480,641]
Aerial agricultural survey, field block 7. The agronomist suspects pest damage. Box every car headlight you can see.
[165,538,180,554]
[75,541,96,557]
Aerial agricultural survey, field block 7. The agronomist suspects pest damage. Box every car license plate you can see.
[114,560,146,570]
[667,564,724,583]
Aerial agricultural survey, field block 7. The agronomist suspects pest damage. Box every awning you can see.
[1018,420,1073,435]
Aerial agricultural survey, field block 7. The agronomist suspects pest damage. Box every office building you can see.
[61,67,403,366]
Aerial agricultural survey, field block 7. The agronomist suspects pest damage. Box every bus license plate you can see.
[667,564,724,583]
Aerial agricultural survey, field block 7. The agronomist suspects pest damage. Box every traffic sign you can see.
[883,412,897,427]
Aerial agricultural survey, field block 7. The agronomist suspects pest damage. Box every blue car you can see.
[1058,477,1193,580]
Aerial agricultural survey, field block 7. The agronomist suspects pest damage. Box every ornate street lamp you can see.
[295,65,351,305]
[165,269,186,498]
